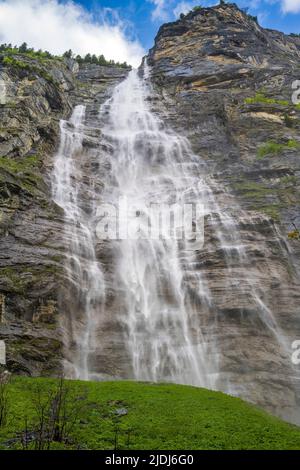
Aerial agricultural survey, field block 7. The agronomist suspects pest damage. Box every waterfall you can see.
[52,65,292,395]
[52,106,105,380]
[97,68,219,387]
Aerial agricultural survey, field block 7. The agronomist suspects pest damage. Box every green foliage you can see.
[0,155,39,173]
[0,43,53,59]
[74,51,130,69]
[257,140,300,159]
[1,378,300,450]
[231,172,300,221]
[1,56,56,84]
[248,14,258,23]
[0,155,45,199]
[233,180,271,195]
[192,5,202,12]
[284,114,295,128]
[244,92,289,106]
[0,374,10,427]
[259,205,281,221]
[63,49,73,59]
[0,43,130,69]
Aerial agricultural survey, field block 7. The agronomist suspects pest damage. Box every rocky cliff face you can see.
[0,3,300,424]
[0,53,128,375]
[146,3,300,422]
[148,3,300,231]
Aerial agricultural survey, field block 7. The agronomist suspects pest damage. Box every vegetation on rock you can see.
[0,43,131,70]
[63,49,130,69]
[245,92,289,106]
[257,139,300,159]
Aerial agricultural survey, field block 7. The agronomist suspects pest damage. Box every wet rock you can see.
[114,408,128,417]
[146,3,300,423]
[0,53,128,376]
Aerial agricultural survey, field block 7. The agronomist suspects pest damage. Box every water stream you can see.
[52,66,290,393]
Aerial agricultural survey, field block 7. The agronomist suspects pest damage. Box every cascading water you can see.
[52,64,292,397]
[98,67,216,387]
[98,66,293,388]
[52,106,105,380]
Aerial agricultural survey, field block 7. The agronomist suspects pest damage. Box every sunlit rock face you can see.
[146,4,300,423]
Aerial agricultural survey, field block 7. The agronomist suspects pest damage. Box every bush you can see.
[0,43,53,59]
[2,56,56,85]
[74,52,130,69]
[257,139,300,159]
[20,377,88,450]
[248,14,258,23]
[0,43,130,69]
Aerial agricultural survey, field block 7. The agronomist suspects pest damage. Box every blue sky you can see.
[0,0,300,66]
[78,0,300,50]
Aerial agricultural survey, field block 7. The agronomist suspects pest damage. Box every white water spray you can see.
[52,105,105,380]
[52,65,291,394]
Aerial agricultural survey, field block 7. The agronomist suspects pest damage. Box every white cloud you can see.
[150,0,170,21]
[173,1,193,17]
[173,1,198,17]
[0,0,144,67]
[281,0,300,12]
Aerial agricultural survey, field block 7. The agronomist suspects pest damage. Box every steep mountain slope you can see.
[0,3,299,426]
[0,53,128,375]
[145,3,300,422]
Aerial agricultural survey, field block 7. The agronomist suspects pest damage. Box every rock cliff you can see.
[0,52,128,375]
[146,3,300,422]
[0,3,300,424]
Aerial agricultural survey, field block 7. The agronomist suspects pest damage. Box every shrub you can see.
[257,139,300,159]
[0,42,130,69]
[284,114,294,127]
[20,377,88,450]
[2,56,56,85]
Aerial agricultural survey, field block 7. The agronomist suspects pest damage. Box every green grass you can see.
[244,92,300,111]
[0,155,39,173]
[244,93,289,106]
[1,377,300,450]
[257,139,300,159]
[0,155,46,197]
[2,56,57,85]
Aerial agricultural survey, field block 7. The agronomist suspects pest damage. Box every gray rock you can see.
[0,53,128,377]
[145,3,300,423]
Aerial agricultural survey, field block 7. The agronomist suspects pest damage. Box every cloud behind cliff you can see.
[0,0,144,67]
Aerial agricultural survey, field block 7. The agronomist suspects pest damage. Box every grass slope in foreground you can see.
[1,377,300,450]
